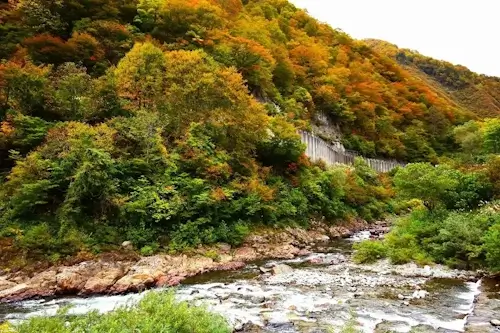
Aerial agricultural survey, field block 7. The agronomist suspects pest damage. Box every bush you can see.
[139,243,159,256]
[375,205,500,269]
[483,223,500,273]
[427,212,492,269]
[14,291,231,333]
[204,249,220,261]
[353,240,387,263]
[394,163,493,211]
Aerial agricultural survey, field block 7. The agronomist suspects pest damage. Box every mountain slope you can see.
[0,0,482,162]
[365,39,500,118]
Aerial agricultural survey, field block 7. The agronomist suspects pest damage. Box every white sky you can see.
[289,0,500,77]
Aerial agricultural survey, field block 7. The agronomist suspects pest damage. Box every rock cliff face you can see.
[0,220,378,303]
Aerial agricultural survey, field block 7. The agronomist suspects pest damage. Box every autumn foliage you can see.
[0,0,498,264]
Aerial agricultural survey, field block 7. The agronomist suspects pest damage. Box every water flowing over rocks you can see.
[1,221,496,333]
[465,278,500,332]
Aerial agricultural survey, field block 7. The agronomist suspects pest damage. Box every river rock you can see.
[297,249,312,256]
[412,289,429,299]
[155,275,182,288]
[29,270,57,290]
[491,319,500,326]
[234,247,258,262]
[271,264,293,275]
[213,261,246,272]
[246,235,266,245]
[237,322,262,332]
[0,278,16,292]
[423,265,432,276]
[284,228,314,245]
[56,269,88,293]
[0,283,29,301]
[81,267,127,294]
[217,243,231,252]
[308,257,324,265]
[247,295,265,304]
[259,266,271,274]
[112,273,155,293]
[264,244,300,259]
[315,235,330,242]
[121,241,133,250]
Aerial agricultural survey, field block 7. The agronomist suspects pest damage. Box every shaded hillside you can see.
[366,39,500,118]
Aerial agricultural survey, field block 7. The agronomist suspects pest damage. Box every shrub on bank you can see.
[354,204,500,271]
[13,292,231,333]
[353,240,387,263]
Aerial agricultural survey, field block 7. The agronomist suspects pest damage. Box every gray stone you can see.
[250,296,266,304]
[316,235,330,242]
[271,264,294,275]
[491,319,500,326]
[121,241,133,250]
[412,290,429,299]
[217,243,231,252]
[259,266,271,274]
[397,294,405,300]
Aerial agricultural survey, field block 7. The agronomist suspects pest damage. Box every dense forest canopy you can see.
[0,0,499,269]
[367,39,500,119]
[2,0,491,162]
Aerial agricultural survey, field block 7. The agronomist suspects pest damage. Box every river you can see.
[0,231,496,332]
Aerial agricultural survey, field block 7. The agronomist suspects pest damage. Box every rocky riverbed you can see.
[1,224,499,333]
[0,220,370,303]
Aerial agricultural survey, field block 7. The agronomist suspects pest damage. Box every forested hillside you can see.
[366,39,500,118]
[1,0,480,162]
[0,0,499,269]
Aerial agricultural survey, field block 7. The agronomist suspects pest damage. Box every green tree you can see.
[48,63,93,120]
[115,42,166,110]
[483,223,500,273]
[162,49,268,157]
[483,119,500,154]
[453,120,483,157]
[0,61,50,117]
[393,163,459,210]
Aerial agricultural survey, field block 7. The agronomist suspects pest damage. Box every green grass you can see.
[11,292,231,333]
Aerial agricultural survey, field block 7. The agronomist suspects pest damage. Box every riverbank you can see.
[0,219,382,303]
[2,228,490,333]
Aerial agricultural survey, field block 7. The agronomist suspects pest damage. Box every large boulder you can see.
[233,247,258,261]
[0,270,57,301]
[81,267,127,294]
[0,278,16,292]
[28,270,57,290]
[155,275,183,288]
[0,283,30,301]
[55,263,97,294]
[110,256,170,293]
[262,244,300,259]
[112,273,155,293]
